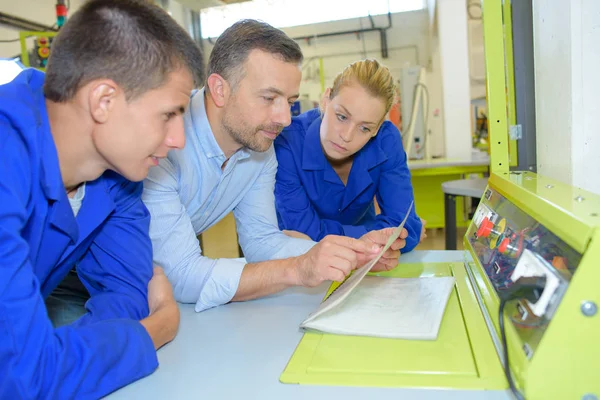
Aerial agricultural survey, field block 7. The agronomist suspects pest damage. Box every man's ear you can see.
[87,79,119,124]
[206,73,231,108]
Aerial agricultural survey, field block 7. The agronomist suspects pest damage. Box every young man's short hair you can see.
[44,0,205,102]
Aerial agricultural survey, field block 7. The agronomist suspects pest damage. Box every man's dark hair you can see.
[206,19,303,91]
[44,0,204,102]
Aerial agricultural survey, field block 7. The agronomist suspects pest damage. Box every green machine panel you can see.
[466,179,582,361]
[282,171,600,400]
[281,262,506,390]
[464,172,600,400]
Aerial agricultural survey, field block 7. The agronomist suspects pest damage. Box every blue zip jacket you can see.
[0,69,157,399]
[274,108,422,252]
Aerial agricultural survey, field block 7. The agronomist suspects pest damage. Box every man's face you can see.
[221,49,302,152]
[93,68,192,181]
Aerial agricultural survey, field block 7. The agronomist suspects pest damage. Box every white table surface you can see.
[108,250,510,400]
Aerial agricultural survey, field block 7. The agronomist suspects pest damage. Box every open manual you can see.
[300,201,456,340]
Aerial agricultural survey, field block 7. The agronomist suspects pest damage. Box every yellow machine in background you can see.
[20,31,58,71]
[282,1,599,399]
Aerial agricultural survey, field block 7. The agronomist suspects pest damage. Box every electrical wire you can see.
[497,276,547,400]
[508,308,548,329]
[499,299,526,400]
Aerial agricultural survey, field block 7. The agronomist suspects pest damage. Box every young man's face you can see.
[221,49,302,152]
[94,68,192,181]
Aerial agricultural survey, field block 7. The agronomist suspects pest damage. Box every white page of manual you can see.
[301,276,455,340]
[300,202,414,326]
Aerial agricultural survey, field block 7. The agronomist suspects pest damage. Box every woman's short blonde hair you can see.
[328,59,397,117]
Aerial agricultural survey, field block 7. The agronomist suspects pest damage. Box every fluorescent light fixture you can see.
[200,0,426,38]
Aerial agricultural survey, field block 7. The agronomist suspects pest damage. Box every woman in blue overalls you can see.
[274,59,425,253]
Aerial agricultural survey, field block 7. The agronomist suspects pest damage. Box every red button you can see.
[38,47,50,58]
[477,217,494,238]
[498,237,510,253]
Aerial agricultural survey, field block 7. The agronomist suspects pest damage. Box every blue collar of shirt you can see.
[301,113,388,173]
[41,122,116,246]
[47,177,117,251]
[21,69,64,203]
[300,111,389,209]
[188,88,250,162]
[22,70,116,245]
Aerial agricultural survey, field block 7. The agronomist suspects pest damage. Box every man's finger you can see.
[325,256,355,276]
[323,267,347,282]
[380,254,398,267]
[355,251,373,265]
[360,228,392,246]
[325,235,380,254]
[389,238,406,251]
[373,227,407,244]
[381,248,401,260]
[399,228,409,239]
[370,260,398,272]
[317,240,359,265]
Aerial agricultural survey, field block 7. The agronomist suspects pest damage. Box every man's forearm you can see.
[231,257,300,302]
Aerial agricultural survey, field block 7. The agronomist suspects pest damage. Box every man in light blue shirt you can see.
[142,20,407,312]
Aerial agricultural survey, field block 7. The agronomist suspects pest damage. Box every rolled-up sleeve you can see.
[143,158,249,312]
[233,147,316,262]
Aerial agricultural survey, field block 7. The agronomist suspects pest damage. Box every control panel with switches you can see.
[466,185,581,359]
[19,31,58,72]
[461,172,600,399]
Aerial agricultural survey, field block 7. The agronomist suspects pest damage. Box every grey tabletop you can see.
[108,250,510,400]
[442,177,489,198]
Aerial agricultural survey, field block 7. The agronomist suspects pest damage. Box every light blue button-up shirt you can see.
[142,89,316,312]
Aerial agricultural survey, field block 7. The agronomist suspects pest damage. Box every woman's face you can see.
[320,82,386,162]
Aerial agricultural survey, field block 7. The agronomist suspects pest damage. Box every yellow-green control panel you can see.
[282,171,600,400]
[465,172,600,400]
